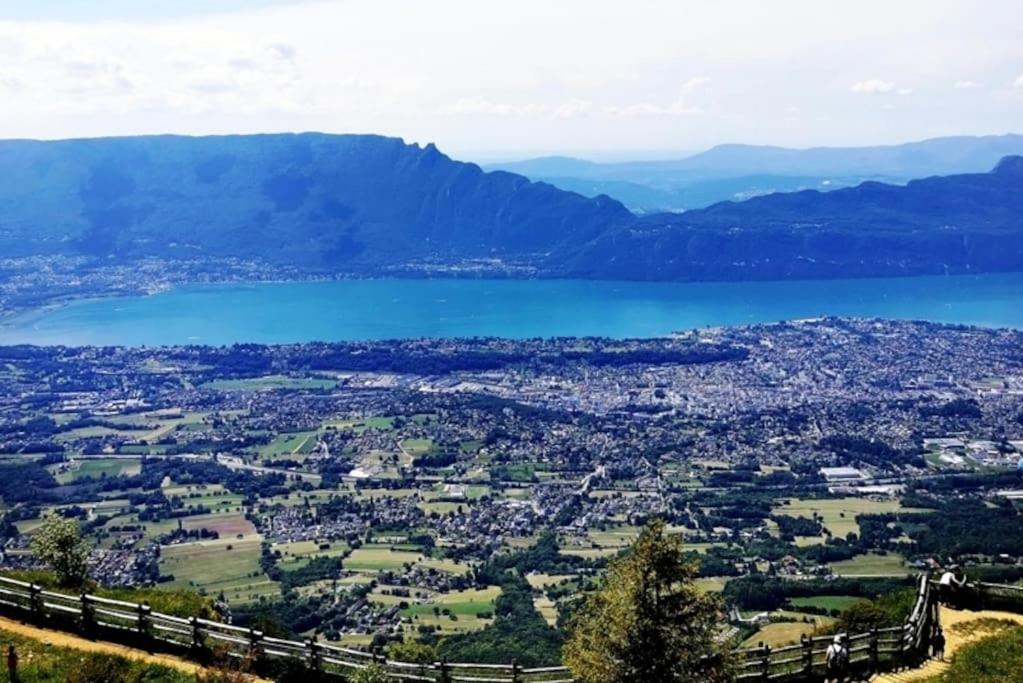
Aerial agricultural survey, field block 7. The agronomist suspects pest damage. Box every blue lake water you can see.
[2,273,1023,346]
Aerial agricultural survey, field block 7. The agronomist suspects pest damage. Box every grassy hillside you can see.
[927,624,1023,682]
[0,627,193,683]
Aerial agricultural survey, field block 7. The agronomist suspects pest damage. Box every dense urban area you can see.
[1,317,1023,666]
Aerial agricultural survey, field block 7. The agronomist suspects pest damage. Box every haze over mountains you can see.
[1,133,1022,283]
[488,134,1023,212]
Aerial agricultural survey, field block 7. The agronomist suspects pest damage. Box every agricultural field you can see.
[258,430,319,459]
[160,537,278,604]
[202,375,337,391]
[49,457,141,484]
[743,612,836,648]
[273,539,350,571]
[400,586,501,633]
[345,545,425,572]
[789,595,863,612]
[772,497,928,539]
[829,552,909,577]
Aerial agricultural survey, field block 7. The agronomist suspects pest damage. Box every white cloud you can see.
[603,77,711,116]
[552,99,594,119]
[0,67,23,90]
[0,1,1020,152]
[954,80,980,89]
[851,79,895,94]
[186,67,240,94]
[439,83,709,120]
[1015,74,1023,89]
[851,79,913,96]
[438,97,544,116]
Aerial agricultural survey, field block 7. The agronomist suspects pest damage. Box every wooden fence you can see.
[735,574,938,681]
[0,575,572,682]
[2,574,1021,681]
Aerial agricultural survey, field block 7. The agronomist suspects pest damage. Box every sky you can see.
[0,0,1021,160]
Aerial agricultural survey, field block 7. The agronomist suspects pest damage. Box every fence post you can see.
[80,593,94,636]
[899,619,911,669]
[306,639,320,671]
[28,584,42,617]
[511,659,521,683]
[761,643,771,680]
[190,617,204,652]
[137,602,151,647]
[437,657,451,683]
[870,628,879,672]
[247,626,263,660]
[801,633,813,677]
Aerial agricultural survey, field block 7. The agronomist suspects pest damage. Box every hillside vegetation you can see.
[1,134,1023,282]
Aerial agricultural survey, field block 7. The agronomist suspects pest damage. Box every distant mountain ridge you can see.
[557,154,1023,281]
[0,133,1021,284]
[488,134,1023,211]
[0,133,632,269]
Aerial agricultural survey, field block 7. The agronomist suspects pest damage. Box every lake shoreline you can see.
[3,272,1023,347]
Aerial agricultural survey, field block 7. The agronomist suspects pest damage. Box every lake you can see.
[2,273,1023,346]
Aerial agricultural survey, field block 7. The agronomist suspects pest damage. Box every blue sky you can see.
[0,0,1020,159]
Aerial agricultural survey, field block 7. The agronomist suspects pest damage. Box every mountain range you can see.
[0,133,1021,283]
[488,134,1023,212]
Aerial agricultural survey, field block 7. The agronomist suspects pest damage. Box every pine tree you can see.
[564,519,732,683]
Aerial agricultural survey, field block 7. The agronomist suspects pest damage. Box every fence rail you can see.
[735,574,938,681]
[0,575,571,682]
[1,575,1021,681]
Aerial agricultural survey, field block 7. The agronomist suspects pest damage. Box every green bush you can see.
[348,663,389,683]
[824,588,917,635]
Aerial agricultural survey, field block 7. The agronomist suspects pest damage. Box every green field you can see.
[51,457,141,484]
[401,438,436,455]
[160,537,278,603]
[743,611,837,648]
[273,539,350,570]
[202,375,337,391]
[259,430,319,459]
[773,497,928,538]
[345,545,424,572]
[400,586,501,633]
[789,595,863,612]
[830,552,909,577]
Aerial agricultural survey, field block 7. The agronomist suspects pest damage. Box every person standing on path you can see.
[7,644,18,683]
[825,634,849,683]
[931,626,946,661]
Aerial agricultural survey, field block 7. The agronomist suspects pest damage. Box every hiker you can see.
[931,626,946,661]
[7,644,17,683]
[824,634,849,683]
[938,566,966,606]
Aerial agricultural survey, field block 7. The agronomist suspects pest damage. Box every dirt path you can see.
[0,614,270,681]
[871,606,1023,682]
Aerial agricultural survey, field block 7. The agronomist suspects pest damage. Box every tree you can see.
[387,640,438,664]
[31,515,91,587]
[348,663,388,683]
[564,519,732,683]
